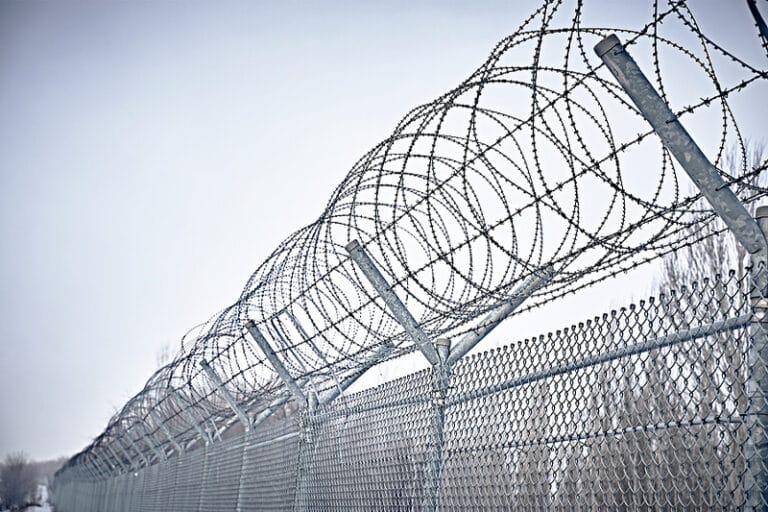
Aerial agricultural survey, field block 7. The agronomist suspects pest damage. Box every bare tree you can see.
[155,342,172,367]
[658,142,766,291]
[0,452,39,511]
[552,144,766,509]
[651,142,766,508]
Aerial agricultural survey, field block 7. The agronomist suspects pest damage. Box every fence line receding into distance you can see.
[51,0,768,510]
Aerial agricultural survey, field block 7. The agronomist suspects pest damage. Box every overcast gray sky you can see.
[1,0,765,462]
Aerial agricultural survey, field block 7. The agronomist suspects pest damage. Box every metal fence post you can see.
[244,320,318,512]
[748,206,768,510]
[245,321,307,405]
[423,338,451,512]
[346,239,441,366]
[234,428,250,512]
[446,267,554,365]
[200,359,252,431]
[118,436,149,471]
[293,391,318,512]
[594,34,768,510]
[197,444,210,512]
[151,410,184,455]
[346,240,549,509]
[593,34,767,262]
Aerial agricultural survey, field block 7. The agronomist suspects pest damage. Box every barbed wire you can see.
[63,0,767,473]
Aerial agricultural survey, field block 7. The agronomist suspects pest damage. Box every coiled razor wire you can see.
[61,0,768,475]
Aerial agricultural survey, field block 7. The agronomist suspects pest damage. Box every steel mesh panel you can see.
[140,464,161,512]
[49,274,767,510]
[237,419,301,510]
[123,474,135,512]
[441,333,750,510]
[199,436,246,511]
[306,370,433,510]
[172,445,208,511]
[45,0,768,508]
[154,458,177,511]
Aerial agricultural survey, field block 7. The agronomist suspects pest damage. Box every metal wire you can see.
[49,0,768,509]
[51,272,764,509]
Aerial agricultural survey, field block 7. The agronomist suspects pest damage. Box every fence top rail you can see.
[56,0,768,478]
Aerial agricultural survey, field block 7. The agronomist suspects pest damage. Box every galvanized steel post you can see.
[423,338,451,512]
[293,390,318,512]
[593,34,767,262]
[106,444,129,474]
[244,320,319,511]
[595,34,768,511]
[199,359,251,431]
[346,240,553,509]
[123,437,150,469]
[245,321,307,405]
[748,206,768,510]
[346,239,440,366]
[446,266,554,365]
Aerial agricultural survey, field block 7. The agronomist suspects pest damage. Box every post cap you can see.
[594,34,622,58]
[435,338,451,349]
[756,205,768,219]
[345,239,361,252]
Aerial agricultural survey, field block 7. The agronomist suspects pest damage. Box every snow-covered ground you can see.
[1,482,53,512]
[27,484,53,512]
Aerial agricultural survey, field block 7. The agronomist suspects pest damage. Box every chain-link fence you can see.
[48,0,768,508]
[50,271,768,510]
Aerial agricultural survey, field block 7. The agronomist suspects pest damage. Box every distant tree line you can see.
[0,452,67,511]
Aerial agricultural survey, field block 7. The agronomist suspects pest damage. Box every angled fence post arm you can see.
[252,378,310,429]
[118,437,146,470]
[245,321,307,405]
[96,450,117,476]
[83,458,102,480]
[185,412,213,446]
[748,206,768,510]
[199,359,251,431]
[157,419,184,455]
[127,436,152,468]
[595,34,768,511]
[209,418,224,442]
[93,457,109,480]
[593,34,768,263]
[175,397,214,446]
[106,444,129,473]
[88,453,106,478]
[446,265,555,365]
[90,451,109,477]
[115,440,136,471]
[88,454,109,479]
[346,240,440,366]
[141,434,166,463]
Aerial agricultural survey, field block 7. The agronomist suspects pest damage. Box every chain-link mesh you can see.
[50,272,768,510]
[46,0,768,508]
